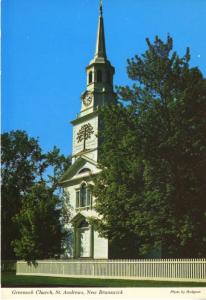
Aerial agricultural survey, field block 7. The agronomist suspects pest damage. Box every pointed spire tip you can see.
[100,0,103,16]
[94,0,107,59]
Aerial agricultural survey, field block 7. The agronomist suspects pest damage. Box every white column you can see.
[89,225,94,258]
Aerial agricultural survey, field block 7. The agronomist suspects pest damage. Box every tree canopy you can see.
[1,130,71,261]
[91,36,206,258]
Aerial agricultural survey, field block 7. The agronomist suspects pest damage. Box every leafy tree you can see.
[1,131,41,259]
[1,130,71,261]
[91,36,206,258]
[91,105,143,258]
[12,183,62,261]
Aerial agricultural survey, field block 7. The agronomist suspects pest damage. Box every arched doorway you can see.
[78,219,90,258]
[72,213,94,258]
[73,217,93,258]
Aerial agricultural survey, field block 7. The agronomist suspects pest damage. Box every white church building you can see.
[60,2,116,259]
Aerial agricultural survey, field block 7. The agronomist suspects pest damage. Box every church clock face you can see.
[83,94,92,107]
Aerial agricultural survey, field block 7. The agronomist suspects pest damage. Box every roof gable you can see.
[59,156,98,184]
[70,212,86,225]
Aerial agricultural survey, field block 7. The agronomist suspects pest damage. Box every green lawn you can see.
[2,272,206,287]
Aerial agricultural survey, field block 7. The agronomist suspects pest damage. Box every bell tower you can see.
[61,1,115,260]
[71,0,116,162]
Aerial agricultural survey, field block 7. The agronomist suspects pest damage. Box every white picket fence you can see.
[17,259,206,282]
[2,260,16,272]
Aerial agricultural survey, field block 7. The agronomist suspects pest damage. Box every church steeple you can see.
[79,0,116,116]
[71,0,116,163]
[95,0,107,59]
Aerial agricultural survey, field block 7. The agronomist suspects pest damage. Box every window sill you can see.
[75,206,92,212]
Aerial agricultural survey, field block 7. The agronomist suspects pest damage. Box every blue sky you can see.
[2,0,206,156]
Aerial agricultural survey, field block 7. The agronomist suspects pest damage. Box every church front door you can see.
[76,219,91,258]
[79,227,90,257]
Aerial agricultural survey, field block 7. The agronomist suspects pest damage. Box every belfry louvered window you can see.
[89,71,93,84]
[97,70,102,82]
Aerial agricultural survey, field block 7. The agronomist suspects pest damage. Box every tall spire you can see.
[95,0,107,59]
[100,0,103,16]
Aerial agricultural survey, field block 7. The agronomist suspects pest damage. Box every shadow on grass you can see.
[2,272,206,288]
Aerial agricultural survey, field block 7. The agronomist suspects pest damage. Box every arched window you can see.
[97,70,102,82]
[79,168,91,174]
[89,71,93,84]
[76,183,91,208]
[80,183,87,207]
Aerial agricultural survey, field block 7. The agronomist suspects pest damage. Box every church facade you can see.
[60,2,116,259]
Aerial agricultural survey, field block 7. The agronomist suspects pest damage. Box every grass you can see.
[2,272,206,287]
